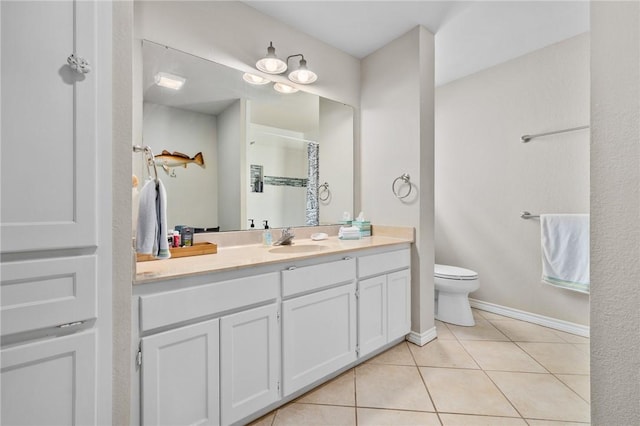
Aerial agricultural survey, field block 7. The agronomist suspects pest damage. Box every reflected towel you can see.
[136,179,171,259]
[541,214,589,293]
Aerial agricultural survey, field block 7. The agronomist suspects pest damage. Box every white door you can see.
[220,304,280,425]
[387,269,411,341]
[142,319,220,426]
[358,275,387,357]
[1,0,100,252]
[282,283,357,396]
[1,331,96,426]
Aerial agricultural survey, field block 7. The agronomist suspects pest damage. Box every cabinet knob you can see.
[286,266,297,271]
[343,256,352,261]
[67,53,91,74]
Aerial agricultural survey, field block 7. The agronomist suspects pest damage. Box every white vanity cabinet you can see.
[220,303,280,425]
[357,248,411,357]
[281,257,357,396]
[142,319,220,426]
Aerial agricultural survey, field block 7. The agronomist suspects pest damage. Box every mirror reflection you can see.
[137,40,354,232]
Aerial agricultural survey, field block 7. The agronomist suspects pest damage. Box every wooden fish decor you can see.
[154,150,205,175]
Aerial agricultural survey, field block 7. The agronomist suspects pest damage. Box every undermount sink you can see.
[268,244,328,254]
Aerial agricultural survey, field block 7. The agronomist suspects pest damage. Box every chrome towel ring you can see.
[319,182,330,202]
[392,173,412,199]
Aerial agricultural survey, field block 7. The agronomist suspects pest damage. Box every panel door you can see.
[1,331,96,426]
[1,0,98,252]
[142,319,220,426]
[387,269,411,341]
[220,304,280,425]
[358,275,387,357]
[282,283,357,396]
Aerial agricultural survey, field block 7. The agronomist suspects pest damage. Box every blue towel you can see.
[540,214,589,293]
[136,179,171,259]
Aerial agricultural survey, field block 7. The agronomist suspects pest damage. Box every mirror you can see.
[137,40,354,232]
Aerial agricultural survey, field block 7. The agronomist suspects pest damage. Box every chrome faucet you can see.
[273,227,295,246]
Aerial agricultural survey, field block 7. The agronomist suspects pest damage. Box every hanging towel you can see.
[136,179,171,259]
[540,214,589,293]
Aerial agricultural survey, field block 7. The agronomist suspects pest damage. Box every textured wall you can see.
[435,34,590,326]
[590,2,640,423]
[361,26,435,336]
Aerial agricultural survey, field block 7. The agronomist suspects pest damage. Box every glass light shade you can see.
[288,58,317,84]
[256,42,287,74]
[273,82,298,94]
[242,72,270,85]
[154,72,186,90]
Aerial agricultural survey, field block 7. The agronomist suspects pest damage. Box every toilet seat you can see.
[435,264,478,280]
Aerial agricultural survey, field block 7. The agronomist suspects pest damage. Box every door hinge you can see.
[276,311,281,322]
[277,381,281,393]
[136,345,142,367]
[356,344,360,357]
[355,289,360,299]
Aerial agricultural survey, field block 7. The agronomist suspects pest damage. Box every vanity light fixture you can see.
[154,72,186,90]
[287,54,318,84]
[273,82,299,94]
[256,42,287,74]
[242,72,270,85]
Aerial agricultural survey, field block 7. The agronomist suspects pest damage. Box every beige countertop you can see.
[134,233,413,284]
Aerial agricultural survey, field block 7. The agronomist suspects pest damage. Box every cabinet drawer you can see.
[282,257,356,298]
[1,256,97,336]
[140,272,279,332]
[358,248,410,278]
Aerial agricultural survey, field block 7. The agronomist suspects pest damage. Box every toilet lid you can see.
[435,264,478,280]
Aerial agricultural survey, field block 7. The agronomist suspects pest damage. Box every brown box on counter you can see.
[136,242,218,262]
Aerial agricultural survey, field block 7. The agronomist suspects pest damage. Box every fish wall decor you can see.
[154,150,205,176]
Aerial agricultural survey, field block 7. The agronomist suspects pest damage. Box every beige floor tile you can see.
[474,309,510,321]
[247,412,275,426]
[272,403,355,426]
[487,371,590,423]
[525,420,590,426]
[440,413,527,425]
[297,369,355,406]
[460,341,546,373]
[419,367,518,417]
[447,318,510,342]
[516,343,590,374]
[355,364,434,412]
[435,320,457,340]
[409,339,479,369]
[552,330,590,344]
[357,408,440,426]
[366,341,415,366]
[555,374,590,403]
[489,320,566,343]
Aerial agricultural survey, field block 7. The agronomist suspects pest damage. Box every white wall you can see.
[361,26,435,337]
[590,2,640,423]
[319,98,354,224]
[217,100,243,231]
[143,103,218,229]
[435,34,590,326]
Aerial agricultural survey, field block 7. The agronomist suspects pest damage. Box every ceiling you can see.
[243,1,590,86]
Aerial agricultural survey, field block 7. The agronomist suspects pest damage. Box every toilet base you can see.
[435,291,475,326]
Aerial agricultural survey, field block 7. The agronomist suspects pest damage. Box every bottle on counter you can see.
[262,220,272,246]
[172,231,181,248]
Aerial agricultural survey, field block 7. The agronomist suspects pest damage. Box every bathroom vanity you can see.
[132,232,412,425]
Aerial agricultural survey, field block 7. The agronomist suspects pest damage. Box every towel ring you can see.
[392,173,412,199]
[319,182,330,202]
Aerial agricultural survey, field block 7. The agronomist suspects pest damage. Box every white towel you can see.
[339,226,361,240]
[540,214,589,293]
[136,179,171,259]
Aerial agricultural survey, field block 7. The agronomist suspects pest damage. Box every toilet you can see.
[434,264,480,326]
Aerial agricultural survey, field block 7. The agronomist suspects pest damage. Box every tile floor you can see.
[252,309,590,426]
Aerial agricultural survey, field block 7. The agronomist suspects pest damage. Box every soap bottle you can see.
[262,220,272,246]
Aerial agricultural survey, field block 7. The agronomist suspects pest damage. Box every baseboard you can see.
[407,326,437,346]
[469,298,590,337]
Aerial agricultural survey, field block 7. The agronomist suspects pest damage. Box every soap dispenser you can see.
[262,220,272,246]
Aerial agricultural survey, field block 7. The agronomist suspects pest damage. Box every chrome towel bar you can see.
[520,211,540,219]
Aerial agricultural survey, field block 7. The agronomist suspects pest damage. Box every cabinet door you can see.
[220,304,280,425]
[358,275,387,357]
[387,269,411,341]
[282,283,356,396]
[1,0,98,252]
[142,320,220,426]
[1,331,96,426]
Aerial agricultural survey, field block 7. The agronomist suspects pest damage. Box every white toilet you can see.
[434,264,480,326]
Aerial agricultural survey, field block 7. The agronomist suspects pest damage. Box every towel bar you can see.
[520,211,540,219]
